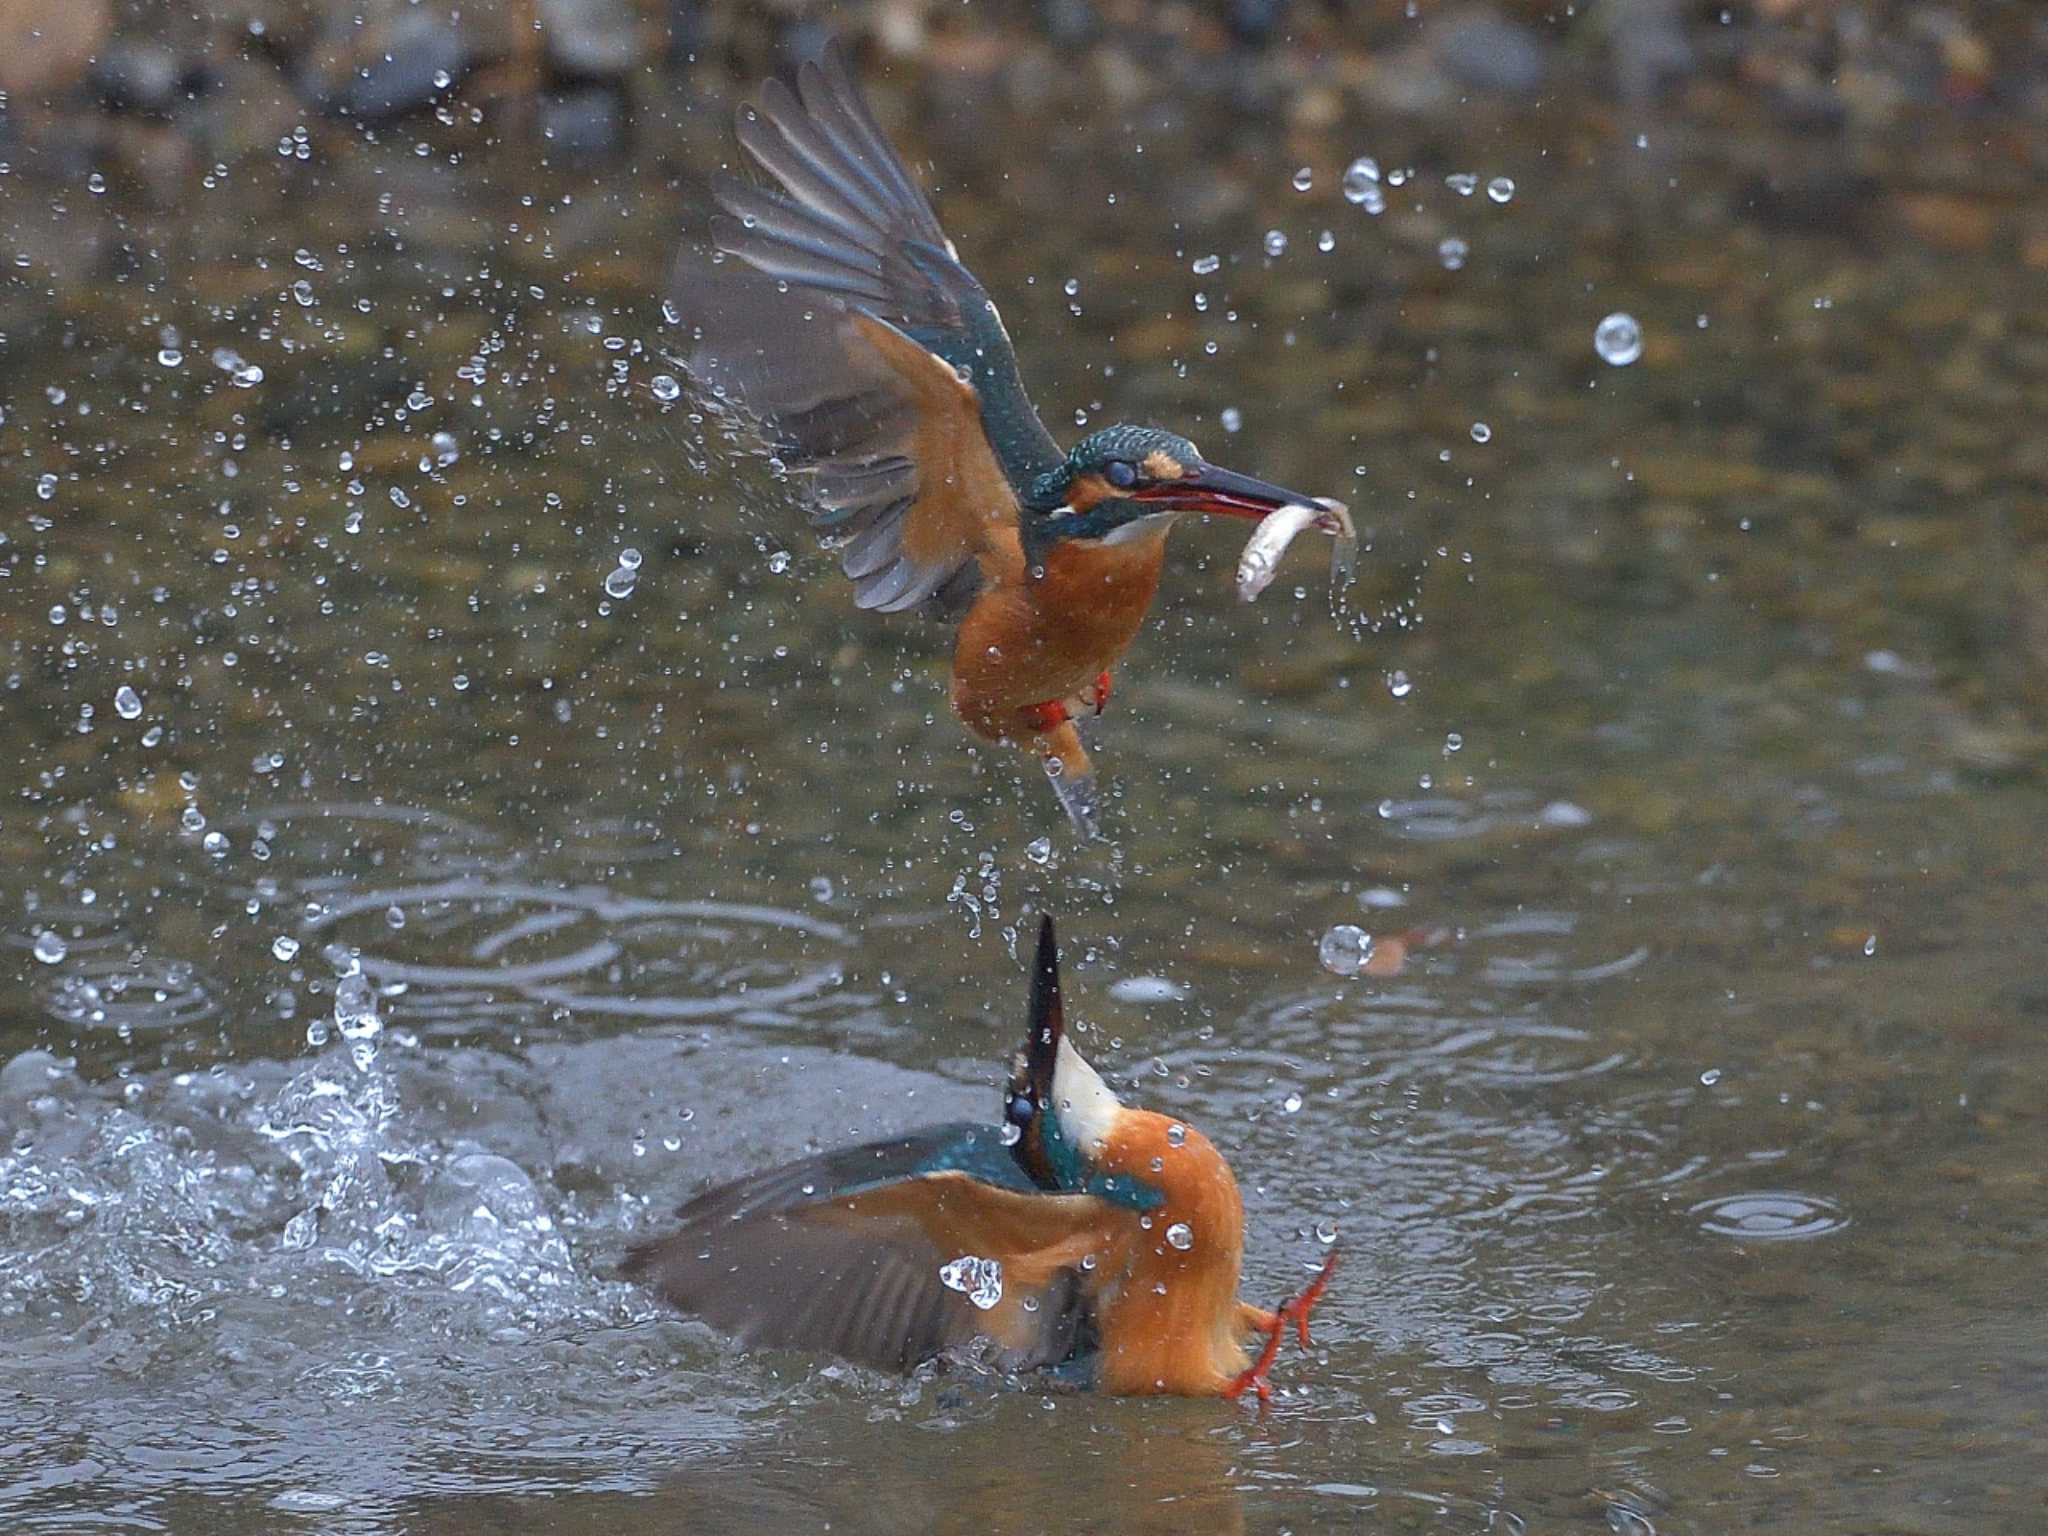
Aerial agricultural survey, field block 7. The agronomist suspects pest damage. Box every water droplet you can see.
[1387,670,1413,699]
[1862,933,1877,957]
[1262,230,1288,258]
[430,431,460,466]
[1166,1222,1194,1251]
[113,685,142,719]
[32,930,67,964]
[1446,172,1478,196]
[36,474,57,501]
[1318,923,1375,977]
[1486,176,1515,204]
[1062,277,1079,297]
[157,348,183,368]
[1191,253,1220,276]
[1595,312,1644,366]
[938,1254,1004,1310]
[1219,406,1243,434]
[650,374,681,402]
[1444,731,1464,752]
[1469,422,1491,444]
[1700,1068,1722,1086]
[766,550,792,574]
[1438,237,1468,271]
[385,905,406,930]
[1317,229,1336,253]
[1291,166,1313,192]
[1281,1091,1304,1114]
[603,565,637,599]
[1342,157,1380,203]
[1315,1219,1339,1245]
[808,875,835,902]
[272,935,301,962]
[1165,1123,1187,1147]
[1025,836,1054,866]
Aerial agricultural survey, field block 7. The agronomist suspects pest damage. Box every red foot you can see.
[1089,670,1112,716]
[1224,1249,1341,1407]
[1022,699,1071,733]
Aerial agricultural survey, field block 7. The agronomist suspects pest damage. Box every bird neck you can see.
[1088,1110,1251,1394]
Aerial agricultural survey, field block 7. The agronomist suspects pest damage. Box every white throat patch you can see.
[1052,1034,1121,1156]
[1099,509,1179,546]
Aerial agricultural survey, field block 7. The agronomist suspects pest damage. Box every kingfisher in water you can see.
[623,915,1338,1401]
[671,42,1331,835]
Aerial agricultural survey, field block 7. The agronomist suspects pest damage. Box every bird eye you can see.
[1105,460,1139,489]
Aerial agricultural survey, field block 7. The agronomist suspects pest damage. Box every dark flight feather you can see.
[671,40,1064,620]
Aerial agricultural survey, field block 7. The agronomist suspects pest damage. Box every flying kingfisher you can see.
[671,42,1332,834]
[623,914,1338,1401]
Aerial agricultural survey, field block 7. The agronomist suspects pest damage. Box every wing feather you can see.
[624,1155,1136,1375]
[670,40,1063,621]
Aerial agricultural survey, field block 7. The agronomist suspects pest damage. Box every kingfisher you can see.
[623,914,1338,1401]
[670,42,1331,834]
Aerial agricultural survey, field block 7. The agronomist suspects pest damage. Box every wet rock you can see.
[1037,0,1099,51]
[301,0,514,121]
[1225,0,1287,49]
[539,86,627,157]
[1600,0,1694,102]
[90,39,187,115]
[1426,6,1548,96]
[0,0,111,103]
[538,0,643,81]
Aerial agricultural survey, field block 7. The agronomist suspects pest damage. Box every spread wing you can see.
[623,1126,1137,1373]
[671,39,1064,617]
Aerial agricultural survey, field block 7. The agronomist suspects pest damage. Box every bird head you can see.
[1005,915,1167,1214]
[1023,425,1317,548]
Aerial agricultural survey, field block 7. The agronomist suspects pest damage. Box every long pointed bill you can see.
[1024,913,1062,1109]
[1137,462,1320,520]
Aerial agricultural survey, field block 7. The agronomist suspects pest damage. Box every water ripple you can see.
[1691,1191,1850,1241]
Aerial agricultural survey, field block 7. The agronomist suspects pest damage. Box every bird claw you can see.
[1089,670,1112,717]
[1224,1249,1340,1408]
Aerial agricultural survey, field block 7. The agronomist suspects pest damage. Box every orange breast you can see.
[950,527,1168,738]
[1084,1111,1253,1396]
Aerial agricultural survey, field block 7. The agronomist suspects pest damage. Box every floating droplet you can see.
[1191,253,1220,276]
[1341,157,1381,203]
[1470,421,1491,444]
[32,930,67,964]
[603,565,637,599]
[1318,923,1375,977]
[272,935,301,962]
[1291,166,1313,192]
[1220,407,1243,434]
[1439,237,1468,271]
[1166,1222,1194,1251]
[1387,670,1413,699]
[113,685,142,719]
[650,374,681,402]
[1486,176,1515,204]
[1595,312,1643,366]
[1263,229,1288,258]
[1446,172,1478,196]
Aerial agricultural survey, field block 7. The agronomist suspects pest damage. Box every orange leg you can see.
[1225,1250,1340,1406]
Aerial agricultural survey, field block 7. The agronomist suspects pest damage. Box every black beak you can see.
[1024,913,1062,1107]
[1006,914,1065,1189]
[1136,462,1318,520]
